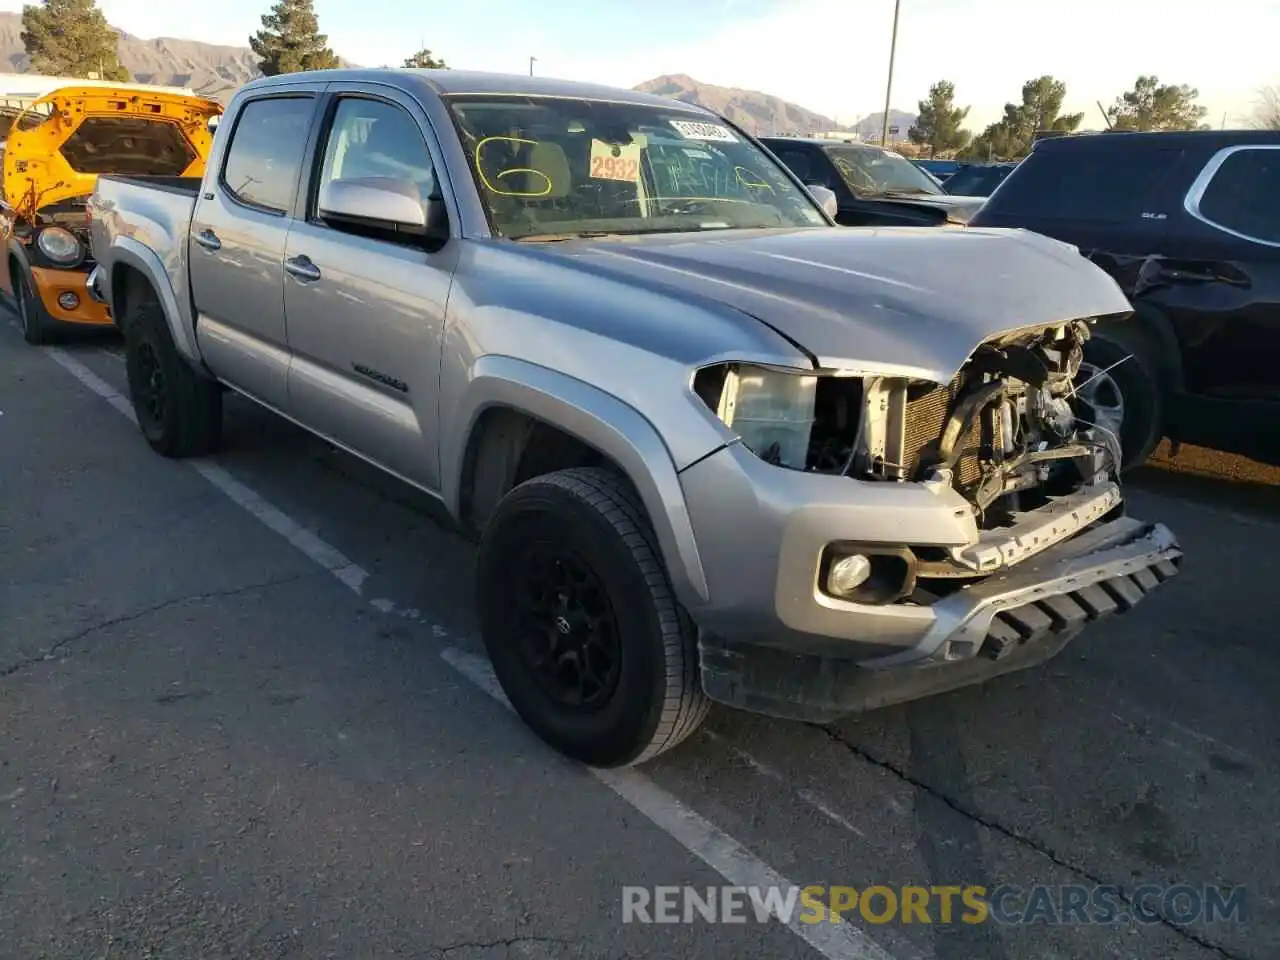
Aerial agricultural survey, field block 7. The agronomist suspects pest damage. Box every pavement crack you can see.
[434,936,570,956]
[819,726,1245,960]
[0,572,313,681]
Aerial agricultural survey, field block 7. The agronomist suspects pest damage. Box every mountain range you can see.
[1,11,288,102]
[0,14,915,136]
[635,74,916,139]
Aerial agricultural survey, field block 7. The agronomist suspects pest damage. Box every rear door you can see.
[188,87,323,410]
[1171,144,1280,412]
[281,84,460,492]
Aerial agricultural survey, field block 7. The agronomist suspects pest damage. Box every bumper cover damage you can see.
[699,517,1181,723]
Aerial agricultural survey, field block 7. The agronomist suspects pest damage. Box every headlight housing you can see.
[694,363,818,470]
[36,226,84,267]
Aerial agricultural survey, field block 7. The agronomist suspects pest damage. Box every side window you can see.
[1194,148,1280,245]
[222,97,314,214]
[317,98,436,210]
[989,147,1182,223]
[775,149,814,182]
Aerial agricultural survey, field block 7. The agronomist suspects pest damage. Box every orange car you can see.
[1,84,221,344]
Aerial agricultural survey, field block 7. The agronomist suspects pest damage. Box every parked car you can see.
[942,161,1018,198]
[1,83,222,345]
[970,130,1280,468]
[914,158,966,183]
[89,69,1181,767]
[761,137,987,226]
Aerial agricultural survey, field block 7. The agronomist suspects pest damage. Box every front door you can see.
[188,90,322,410]
[282,87,459,493]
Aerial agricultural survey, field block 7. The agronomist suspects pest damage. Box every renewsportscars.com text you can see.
[621,884,1247,926]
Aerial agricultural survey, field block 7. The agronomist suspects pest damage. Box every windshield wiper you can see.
[512,231,625,242]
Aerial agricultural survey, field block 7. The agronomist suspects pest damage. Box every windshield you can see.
[943,165,1014,198]
[822,145,943,197]
[445,95,826,239]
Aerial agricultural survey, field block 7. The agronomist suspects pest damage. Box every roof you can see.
[1035,128,1280,152]
[243,68,713,113]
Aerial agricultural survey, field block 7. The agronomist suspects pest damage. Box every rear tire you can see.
[476,467,709,767]
[1077,325,1164,472]
[15,270,52,346]
[123,291,222,458]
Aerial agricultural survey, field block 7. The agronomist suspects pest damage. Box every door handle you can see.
[285,255,321,282]
[194,229,221,251]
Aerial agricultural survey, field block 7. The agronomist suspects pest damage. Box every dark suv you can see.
[970,130,1280,468]
[761,137,987,227]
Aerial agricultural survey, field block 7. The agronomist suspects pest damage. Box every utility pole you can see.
[529,56,537,77]
[880,0,901,146]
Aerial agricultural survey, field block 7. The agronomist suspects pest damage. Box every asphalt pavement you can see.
[2,320,1276,960]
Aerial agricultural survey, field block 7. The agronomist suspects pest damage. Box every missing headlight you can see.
[693,363,865,473]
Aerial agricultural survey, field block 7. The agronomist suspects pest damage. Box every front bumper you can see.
[31,265,111,326]
[678,442,1182,721]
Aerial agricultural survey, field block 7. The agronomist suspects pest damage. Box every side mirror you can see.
[318,177,435,238]
[807,184,839,220]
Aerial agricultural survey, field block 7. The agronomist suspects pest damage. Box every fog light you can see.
[827,554,872,597]
[58,291,80,310]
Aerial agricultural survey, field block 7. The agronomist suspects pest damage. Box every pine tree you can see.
[907,81,971,158]
[403,49,447,69]
[21,0,130,81]
[250,0,340,77]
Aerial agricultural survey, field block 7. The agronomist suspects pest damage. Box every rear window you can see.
[59,116,197,176]
[1195,147,1280,244]
[222,96,314,214]
[983,145,1182,222]
[943,165,1012,198]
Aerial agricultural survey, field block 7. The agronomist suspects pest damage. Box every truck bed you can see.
[88,175,204,324]
[98,174,204,196]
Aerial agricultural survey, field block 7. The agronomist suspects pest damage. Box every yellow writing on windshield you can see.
[474,136,553,198]
[734,166,774,194]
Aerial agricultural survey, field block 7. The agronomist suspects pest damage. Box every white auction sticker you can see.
[669,119,738,143]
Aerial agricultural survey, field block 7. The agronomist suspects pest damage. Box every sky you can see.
[4,0,1277,130]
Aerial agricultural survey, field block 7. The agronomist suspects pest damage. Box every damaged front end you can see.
[694,318,1149,587]
[687,316,1183,721]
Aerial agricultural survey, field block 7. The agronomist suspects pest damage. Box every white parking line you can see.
[38,343,899,960]
[442,649,895,960]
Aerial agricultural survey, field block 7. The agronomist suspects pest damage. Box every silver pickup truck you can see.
[88,69,1182,767]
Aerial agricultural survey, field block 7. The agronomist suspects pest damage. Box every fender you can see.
[106,236,212,377]
[5,237,32,299]
[442,355,713,607]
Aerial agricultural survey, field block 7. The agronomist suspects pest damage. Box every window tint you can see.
[943,165,1013,198]
[987,147,1181,222]
[1196,148,1280,244]
[222,97,314,213]
[774,149,815,181]
[317,98,436,206]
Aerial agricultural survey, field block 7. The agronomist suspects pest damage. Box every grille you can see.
[901,373,985,488]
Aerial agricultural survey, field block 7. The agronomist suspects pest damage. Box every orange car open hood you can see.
[2,85,222,219]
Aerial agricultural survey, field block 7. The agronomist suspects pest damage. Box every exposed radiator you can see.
[901,374,987,489]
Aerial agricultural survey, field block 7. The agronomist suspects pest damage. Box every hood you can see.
[874,191,987,224]
[532,226,1133,383]
[2,86,221,218]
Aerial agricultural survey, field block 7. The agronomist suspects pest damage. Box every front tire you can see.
[123,293,222,458]
[15,270,52,346]
[1077,325,1164,472]
[476,467,709,767]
